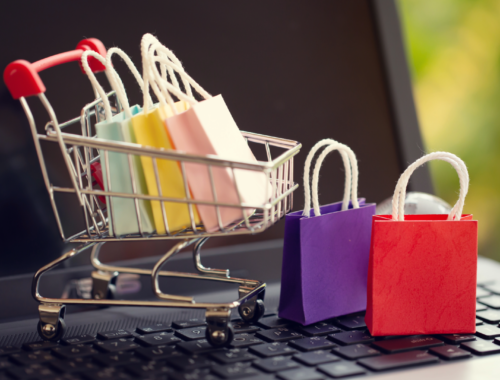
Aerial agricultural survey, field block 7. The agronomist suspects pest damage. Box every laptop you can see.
[1,0,500,379]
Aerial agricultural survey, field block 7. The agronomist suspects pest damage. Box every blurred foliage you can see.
[398,0,500,261]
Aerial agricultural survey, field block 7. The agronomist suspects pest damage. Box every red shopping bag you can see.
[365,152,478,336]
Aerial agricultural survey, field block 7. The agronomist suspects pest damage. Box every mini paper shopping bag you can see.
[124,38,201,235]
[278,139,376,325]
[82,51,154,237]
[365,152,478,336]
[143,36,268,232]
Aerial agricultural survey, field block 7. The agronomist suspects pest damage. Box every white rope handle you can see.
[150,49,212,101]
[140,35,212,116]
[141,33,180,114]
[311,144,359,217]
[146,36,193,98]
[303,139,360,217]
[81,51,112,121]
[105,47,153,119]
[391,152,469,221]
[393,156,469,222]
[303,139,350,217]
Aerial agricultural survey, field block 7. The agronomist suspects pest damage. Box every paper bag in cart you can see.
[144,37,269,232]
[82,51,154,236]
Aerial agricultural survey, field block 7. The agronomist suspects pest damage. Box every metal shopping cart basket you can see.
[3,39,301,346]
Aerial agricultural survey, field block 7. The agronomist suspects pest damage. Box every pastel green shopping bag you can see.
[82,50,154,236]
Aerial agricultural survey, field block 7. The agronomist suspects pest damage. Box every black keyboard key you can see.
[83,367,132,379]
[176,326,208,340]
[7,364,56,379]
[94,338,140,353]
[249,342,298,358]
[135,345,178,361]
[210,348,256,364]
[257,316,291,329]
[358,351,439,371]
[328,331,373,346]
[231,320,260,334]
[0,346,20,356]
[49,357,100,373]
[428,345,472,360]
[333,344,381,360]
[0,358,12,370]
[135,332,181,346]
[52,344,98,359]
[212,362,261,378]
[478,295,500,309]
[334,314,366,330]
[476,310,500,323]
[277,368,323,380]
[253,356,300,373]
[125,361,173,377]
[230,333,264,348]
[62,334,96,346]
[10,350,56,365]
[461,340,500,355]
[172,319,206,329]
[256,328,303,342]
[372,336,444,353]
[22,341,59,351]
[318,361,366,378]
[297,322,340,337]
[293,350,340,366]
[477,287,493,297]
[475,325,500,339]
[93,351,142,367]
[177,339,224,355]
[166,354,214,371]
[438,334,476,345]
[97,330,132,340]
[289,336,336,352]
[136,323,172,334]
[170,368,219,380]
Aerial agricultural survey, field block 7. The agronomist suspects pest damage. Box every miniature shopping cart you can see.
[4,39,301,346]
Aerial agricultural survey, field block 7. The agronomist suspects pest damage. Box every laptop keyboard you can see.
[0,282,499,380]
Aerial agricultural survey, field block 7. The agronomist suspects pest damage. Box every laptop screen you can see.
[0,0,413,276]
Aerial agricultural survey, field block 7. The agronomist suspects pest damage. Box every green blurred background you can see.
[398,0,500,261]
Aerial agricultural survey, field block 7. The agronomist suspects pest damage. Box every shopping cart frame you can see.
[5,39,301,346]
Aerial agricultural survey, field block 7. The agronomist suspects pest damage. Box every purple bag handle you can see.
[302,139,359,218]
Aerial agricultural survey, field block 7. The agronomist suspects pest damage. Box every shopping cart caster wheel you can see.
[205,324,234,347]
[239,299,265,324]
[91,271,117,300]
[37,318,66,342]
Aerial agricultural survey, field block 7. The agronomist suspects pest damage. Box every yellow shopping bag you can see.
[131,102,199,234]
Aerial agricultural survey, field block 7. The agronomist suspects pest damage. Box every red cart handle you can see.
[3,38,106,99]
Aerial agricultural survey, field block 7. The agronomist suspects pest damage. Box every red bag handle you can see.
[392,152,469,221]
[3,38,106,99]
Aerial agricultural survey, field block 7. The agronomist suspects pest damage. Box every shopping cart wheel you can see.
[205,322,234,347]
[239,299,265,324]
[37,318,66,342]
[205,308,234,347]
[91,271,118,300]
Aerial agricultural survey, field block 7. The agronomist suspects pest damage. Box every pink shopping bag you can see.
[143,37,269,232]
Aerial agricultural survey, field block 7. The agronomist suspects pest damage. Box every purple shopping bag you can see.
[278,139,376,325]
